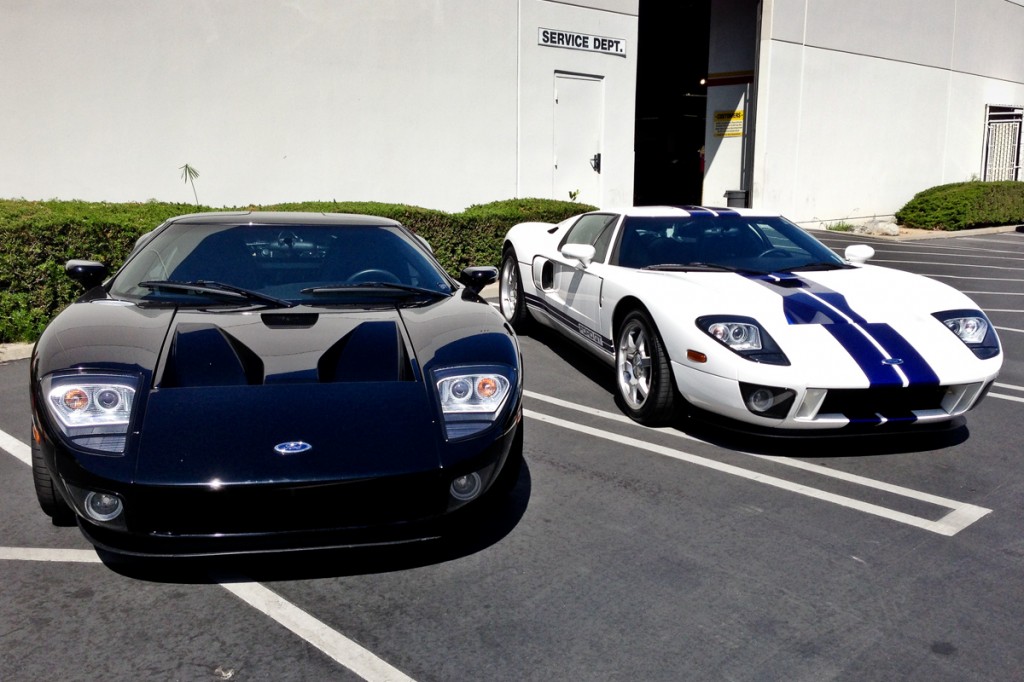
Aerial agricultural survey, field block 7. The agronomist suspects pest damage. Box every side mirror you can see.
[560,243,596,268]
[844,244,875,265]
[459,266,498,294]
[65,259,109,289]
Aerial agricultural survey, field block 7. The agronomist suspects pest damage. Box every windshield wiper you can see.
[780,262,851,272]
[138,280,295,308]
[641,263,766,274]
[300,282,450,298]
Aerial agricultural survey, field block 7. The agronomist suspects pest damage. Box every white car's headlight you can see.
[696,316,790,365]
[42,373,139,454]
[933,310,1000,359]
[707,321,762,351]
[433,365,515,439]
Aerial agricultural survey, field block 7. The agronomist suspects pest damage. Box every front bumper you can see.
[672,361,995,431]
[50,415,522,558]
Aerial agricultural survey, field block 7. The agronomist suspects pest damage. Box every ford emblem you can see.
[882,358,904,365]
[274,441,313,455]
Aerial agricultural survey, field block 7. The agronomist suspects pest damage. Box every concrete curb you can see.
[0,342,33,364]
[842,223,1023,242]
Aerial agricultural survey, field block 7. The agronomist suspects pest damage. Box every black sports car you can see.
[30,212,523,556]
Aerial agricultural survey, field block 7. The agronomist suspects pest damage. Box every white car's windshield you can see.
[615,215,846,274]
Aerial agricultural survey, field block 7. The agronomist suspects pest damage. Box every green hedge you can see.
[895,181,1024,231]
[0,197,595,343]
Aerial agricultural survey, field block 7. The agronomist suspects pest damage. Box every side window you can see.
[559,214,619,263]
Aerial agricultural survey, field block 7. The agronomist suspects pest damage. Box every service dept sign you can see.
[538,28,627,57]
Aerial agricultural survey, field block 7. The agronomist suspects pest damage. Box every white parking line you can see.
[0,427,418,682]
[0,429,30,466]
[222,582,416,682]
[525,391,992,536]
[0,547,102,562]
[990,382,1024,403]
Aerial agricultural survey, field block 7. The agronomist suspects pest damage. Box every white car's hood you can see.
[629,264,997,389]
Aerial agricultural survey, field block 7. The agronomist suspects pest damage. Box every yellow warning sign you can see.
[713,110,744,138]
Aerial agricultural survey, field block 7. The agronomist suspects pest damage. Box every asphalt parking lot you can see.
[2,227,1023,681]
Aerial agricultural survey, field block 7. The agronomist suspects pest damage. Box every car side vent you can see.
[318,321,414,383]
[161,324,265,387]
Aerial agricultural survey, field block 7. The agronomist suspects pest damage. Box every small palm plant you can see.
[179,163,200,206]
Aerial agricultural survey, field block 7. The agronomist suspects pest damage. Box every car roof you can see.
[599,205,782,218]
[164,211,403,227]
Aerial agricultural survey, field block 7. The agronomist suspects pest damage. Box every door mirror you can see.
[459,266,498,294]
[65,260,109,289]
[844,244,875,265]
[560,243,596,268]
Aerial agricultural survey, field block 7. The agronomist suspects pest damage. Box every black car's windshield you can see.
[109,223,454,305]
[615,214,847,274]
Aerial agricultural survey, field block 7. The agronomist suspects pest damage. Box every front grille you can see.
[818,385,948,421]
[126,473,447,536]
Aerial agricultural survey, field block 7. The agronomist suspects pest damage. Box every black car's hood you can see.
[34,293,519,486]
[136,305,435,485]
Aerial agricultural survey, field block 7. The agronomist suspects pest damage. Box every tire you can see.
[499,248,531,332]
[31,435,75,526]
[615,310,675,425]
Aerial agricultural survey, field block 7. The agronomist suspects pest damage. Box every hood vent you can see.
[161,324,264,387]
[261,312,319,328]
[318,321,414,383]
[160,320,414,388]
[763,273,806,288]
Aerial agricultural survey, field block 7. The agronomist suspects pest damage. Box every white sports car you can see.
[500,206,1002,430]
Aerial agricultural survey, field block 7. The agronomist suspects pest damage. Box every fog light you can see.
[739,383,796,419]
[84,491,123,522]
[747,388,776,413]
[450,472,483,502]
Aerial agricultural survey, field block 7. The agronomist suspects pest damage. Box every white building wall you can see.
[519,1,639,208]
[753,0,1024,225]
[0,0,637,212]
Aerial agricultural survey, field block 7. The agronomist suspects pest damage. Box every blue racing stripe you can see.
[824,324,905,387]
[863,323,939,385]
[748,274,939,387]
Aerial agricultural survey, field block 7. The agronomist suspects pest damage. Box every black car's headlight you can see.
[41,372,139,455]
[433,365,515,440]
[696,315,790,365]
[933,310,1000,359]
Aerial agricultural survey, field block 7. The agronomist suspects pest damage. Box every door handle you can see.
[590,153,602,173]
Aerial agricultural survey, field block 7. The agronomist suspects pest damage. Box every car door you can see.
[531,213,619,353]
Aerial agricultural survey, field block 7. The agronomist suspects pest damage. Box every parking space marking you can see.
[991,382,1024,404]
[525,392,993,536]
[0,547,101,563]
[0,428,418,682]
[0,428,30,465]
[222,582,416,682]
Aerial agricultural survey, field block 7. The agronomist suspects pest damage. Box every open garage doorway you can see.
[634,0,710,206]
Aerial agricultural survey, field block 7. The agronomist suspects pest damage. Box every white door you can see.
[553,72,603,206]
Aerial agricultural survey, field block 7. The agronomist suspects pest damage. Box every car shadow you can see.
[520,323,618,395]
[670,408,971,458]
[98,463,533,584]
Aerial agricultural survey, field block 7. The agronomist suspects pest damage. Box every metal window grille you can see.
[983,105,1023,181]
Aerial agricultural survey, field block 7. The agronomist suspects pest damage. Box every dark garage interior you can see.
[633,0,711,206]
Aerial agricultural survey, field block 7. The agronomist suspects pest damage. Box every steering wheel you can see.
[758,248,793,259]
[347,268,401,284]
